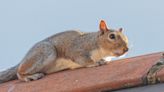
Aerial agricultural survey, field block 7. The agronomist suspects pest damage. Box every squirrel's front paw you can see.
[96,59,107,66]
[86,59,107,68]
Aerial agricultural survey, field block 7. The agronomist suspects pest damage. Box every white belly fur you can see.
[90,48,112,62]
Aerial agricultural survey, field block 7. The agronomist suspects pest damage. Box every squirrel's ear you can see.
[99,20,109,32]
[119,28,123,32]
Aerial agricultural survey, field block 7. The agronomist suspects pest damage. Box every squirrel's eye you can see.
[109,34,115,39]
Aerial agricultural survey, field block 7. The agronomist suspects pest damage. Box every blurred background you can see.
[0,0,164,70]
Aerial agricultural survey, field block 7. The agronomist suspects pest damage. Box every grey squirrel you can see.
[0,20,129,83]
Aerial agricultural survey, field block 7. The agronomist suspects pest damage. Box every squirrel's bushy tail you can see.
[0,65,19,84]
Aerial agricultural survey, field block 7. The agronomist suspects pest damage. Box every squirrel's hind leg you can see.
[22,73,45,82]
[17,41,57,82]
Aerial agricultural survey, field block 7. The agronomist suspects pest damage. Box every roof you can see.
[0,52,164,92]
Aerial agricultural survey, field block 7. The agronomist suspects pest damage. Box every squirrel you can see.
[0,20,129,83]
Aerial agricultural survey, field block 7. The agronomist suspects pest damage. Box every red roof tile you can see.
[0,52,163,92]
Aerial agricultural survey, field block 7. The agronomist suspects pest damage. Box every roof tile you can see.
[0,52,163,92]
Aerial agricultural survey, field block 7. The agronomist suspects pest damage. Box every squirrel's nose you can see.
[123,47,129,52]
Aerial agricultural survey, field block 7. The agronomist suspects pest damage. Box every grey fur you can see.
[0,29,128,83]
[0,64,19,83]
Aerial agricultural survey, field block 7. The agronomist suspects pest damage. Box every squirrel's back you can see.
[47,30,83,46]
[46,30,99,58]
[46,30,85,56]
